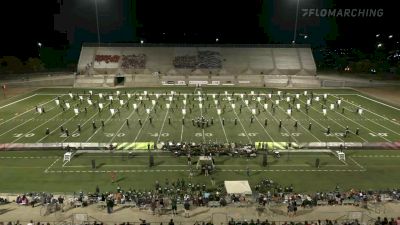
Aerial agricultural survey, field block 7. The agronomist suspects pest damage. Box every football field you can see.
[0,87,399,146]
[0,87,399,193]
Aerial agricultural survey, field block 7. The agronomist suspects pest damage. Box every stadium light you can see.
[216,38,219,42]
[304,35,308,39]
[377,43,383,48]
[292,0,300,44]
[140,40,144,44]
[94,0,101,46]
[388,35,393,39]
[37,42,42,57]
[376,34,380,38]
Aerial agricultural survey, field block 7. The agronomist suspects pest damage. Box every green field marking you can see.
[113,142,154,150]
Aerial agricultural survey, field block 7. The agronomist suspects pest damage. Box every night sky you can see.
[0,0,397,60]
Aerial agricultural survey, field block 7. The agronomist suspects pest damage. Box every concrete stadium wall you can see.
[4,75,74,87]
[78,45,316,76]
[74,74,321,88]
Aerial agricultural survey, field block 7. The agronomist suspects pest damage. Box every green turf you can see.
[0,87,399,193]
[0,87,399,145]
[0,150,399,193]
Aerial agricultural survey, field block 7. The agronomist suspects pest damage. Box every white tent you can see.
[224,180,252,195]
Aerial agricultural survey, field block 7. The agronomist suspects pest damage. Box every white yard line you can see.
[44,158,60,173]
[325,97,391,142]
[0,94,37,109]
[274,101,321,142]
[133,104,156,143]
[156,104,170,143]
[36,112,77,143]
[180,122,184,143]
[198,98,206,143]
[295,98,347,142]
[0,95,59,126]
[239,99,275,142]
[0,118,34,137]
[11,111,64,143]
[108,107,137,144]
[61,107,105,142]
[334,94,400,126]
[227,100,252,143]
[262,99,300,143]
[85,114,114,142]
[355,113,400,137]
[357,94,400,111]
[216,112,229,143]
[348,156,366,170]
[331,96,400,136]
